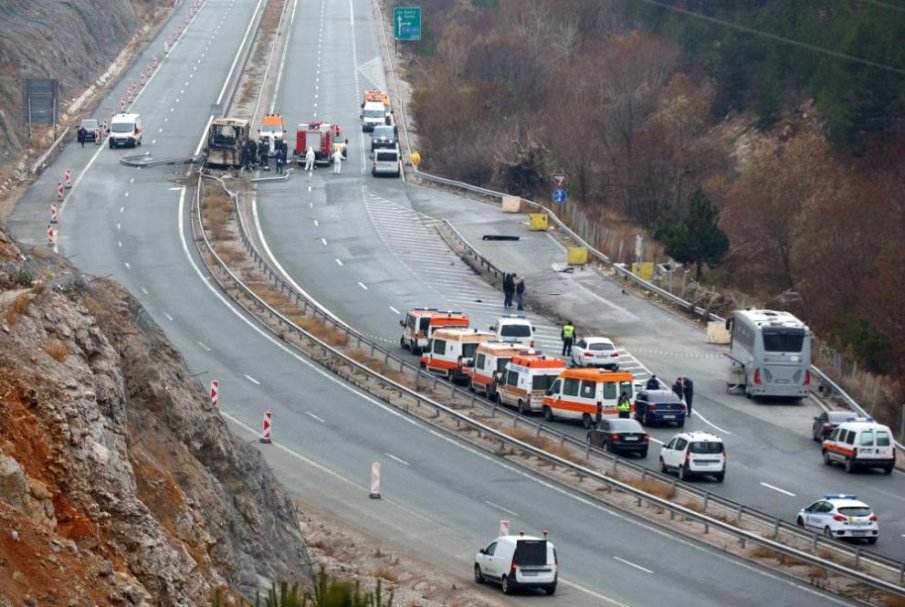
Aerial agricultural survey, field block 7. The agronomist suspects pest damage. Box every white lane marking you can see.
[152,139,157,145]
[120,206,124,213]
[385,453,409,466]
[559,580,632,607]
[124,262,130,270]
[358,282,368,290]
[116,223,121,229]
[307,412,325,424]
[335,258,343,266]
[130,177,134,184]
[244,374,261,385]
[197,341,211,352]
[649,436,665,445]
[308,185,312,192]
[158,128,163,133]
[118,241,122,248]
[140,287,149,295]
[389,306,399,314]
[309,201,313,208]
[613,556,653,574]
[691,410,731,435]
[321,237,327,245]
[124,191,129,198]
[761,482,796,497]
[313,219,319,226]
[485,501,518,516]
[163,313,174,322]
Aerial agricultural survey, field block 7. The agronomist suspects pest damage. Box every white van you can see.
[109,113,142,148]
[489,315,535,348]
[474,534,558,595]
[372,148,400,177]
[822,421,896,474]
[496,354,566,415]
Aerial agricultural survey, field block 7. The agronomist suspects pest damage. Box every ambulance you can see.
[542,369,635,428]
[464,341,533,396]
[258,114,286,157]
[496,354,566,415]
[420,328,496,384]
[399,308,470,355]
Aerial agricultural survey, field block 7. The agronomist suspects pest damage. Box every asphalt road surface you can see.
[4,0,880,603]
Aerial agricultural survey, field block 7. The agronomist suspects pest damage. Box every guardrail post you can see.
[560,434,566,447]
[491,402,497,418]
[736,504,743,523]
[585,442,591,459]
[773,520,780,539]
[384,351,389,366]
[812,534,818,552]
[854,548,861,569]
[369,342,375,357]
[432,376,438,391]
[535,423,542,437]
[513,415,519,428]
[470,394,476,407]
[739,536,745,549]
[641,468,647,481]
[899,561,904,584]
[703,492,710,511]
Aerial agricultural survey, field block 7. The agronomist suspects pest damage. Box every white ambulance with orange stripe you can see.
[420,328,496,384]
[495,354,566,415]
[400,308,470,355]
[542,369,635,428]
[822,421,896,474]
[464,341,534,396]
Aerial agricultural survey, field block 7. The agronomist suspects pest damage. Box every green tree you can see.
[660,186,729,282]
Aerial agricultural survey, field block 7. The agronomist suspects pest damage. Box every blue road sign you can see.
[553,188,568,204]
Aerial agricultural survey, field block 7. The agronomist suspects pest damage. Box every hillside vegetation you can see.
[405,0,905,407]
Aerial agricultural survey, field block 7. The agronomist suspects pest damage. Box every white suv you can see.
[660,431,726,482]
[489,316,535,349]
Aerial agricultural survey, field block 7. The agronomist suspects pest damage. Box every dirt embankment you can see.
[0,225,309,606]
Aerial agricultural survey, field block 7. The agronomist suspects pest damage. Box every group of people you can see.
[646,374,694,415]
[302,145,346,173]
[502,273,526,310]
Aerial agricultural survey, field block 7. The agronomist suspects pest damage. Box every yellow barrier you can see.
[528,213,548,231]
[567,247,588,265]
[631,262,654,280]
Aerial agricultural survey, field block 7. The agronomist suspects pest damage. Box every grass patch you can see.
[680,500,705,513]
[216,245,245,264]
[12,293,30,314]
[750,545,780,560]
[43,339,69,362]
[372,564,400,582]
[807,566,826,579]
[883,595,905,607]
[632,478,676,500]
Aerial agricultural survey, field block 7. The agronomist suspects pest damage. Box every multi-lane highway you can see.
[5,0,887,604]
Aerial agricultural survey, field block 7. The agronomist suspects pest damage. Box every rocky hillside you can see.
[0,0,165,199]
[0,226,309,606]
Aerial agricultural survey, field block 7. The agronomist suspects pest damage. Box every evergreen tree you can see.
[662,186,729,282]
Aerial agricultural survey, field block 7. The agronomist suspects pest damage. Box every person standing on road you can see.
[275,147,284,174]
[304,146,316,171]
[682,376,694,416]
[503,273,515,308]
[516,278,526,310]
[561,321,575,356]
[332,147,344,174]
[78,126,87,148]
[617,392,632,418]
[595,401,603,428]
[672,377,684,400]
[646,375,660,390]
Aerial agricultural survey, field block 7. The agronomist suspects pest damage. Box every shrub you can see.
[44,339,69,362]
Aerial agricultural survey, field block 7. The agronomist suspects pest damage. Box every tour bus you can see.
[542,369,635,428]
[496,354,567,415]
[726,309,811,399]
[464,341,533,396]
[420,328,496,384]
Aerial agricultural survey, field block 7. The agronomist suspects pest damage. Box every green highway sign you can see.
[394,6,422,41]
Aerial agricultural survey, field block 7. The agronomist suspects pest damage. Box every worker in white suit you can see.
[304,146,316,171]
[332,148,344,174]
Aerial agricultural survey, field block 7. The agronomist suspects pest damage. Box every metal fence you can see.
[188,171,905,596]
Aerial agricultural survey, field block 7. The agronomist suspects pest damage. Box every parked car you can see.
[796,494,878,544]
[634,389,686,427]
[587,418,649,457]
[370,124,398,151]
[822,421,896,474]
[474,534,558,595]
[570,336,620,369]
[812,411,869,442]
[78,118,99,142]
[660,431,726,482]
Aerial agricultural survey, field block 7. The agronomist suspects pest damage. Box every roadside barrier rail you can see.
[189,170,905,595]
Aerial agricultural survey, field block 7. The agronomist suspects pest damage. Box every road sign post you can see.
[552,172,568,189]
[394,7,422,41]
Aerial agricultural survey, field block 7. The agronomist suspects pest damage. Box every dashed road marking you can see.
[244,374,260,385]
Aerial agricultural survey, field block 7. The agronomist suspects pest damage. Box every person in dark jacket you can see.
[682,376,694,416]
[78,126,87,148]
[516,278,526,310]
[672,378,684,400]
[646,375,660,390]
[503,273,515,308]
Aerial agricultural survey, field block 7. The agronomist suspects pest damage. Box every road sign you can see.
[553,188,568,204]
[552,172,568,188]
[394,7,422,41]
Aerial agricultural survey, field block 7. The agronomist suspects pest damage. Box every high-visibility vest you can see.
[618,399,631,412]
[562,325,575,339]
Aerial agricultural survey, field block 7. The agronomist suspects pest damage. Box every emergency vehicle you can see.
[360,90,392,132]
[420,328,495,384]
[496,354,566,415]
[362,89,391,110]
[294,122,345,166]
[399,308,470,355]
[489,315,535,349]
[258,114,286,157]
[463,342,533,396]
[542,369,635,428]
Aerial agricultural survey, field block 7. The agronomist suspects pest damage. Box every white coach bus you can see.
[726,309,811,399]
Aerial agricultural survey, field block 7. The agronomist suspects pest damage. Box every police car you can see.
[796,494,878,543]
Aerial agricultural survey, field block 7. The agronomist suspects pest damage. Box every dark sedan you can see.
[634,389,686,427]
[811,411,866,442]
[587,418,649,457]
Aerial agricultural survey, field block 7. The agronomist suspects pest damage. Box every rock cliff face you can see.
[0,226,309,606]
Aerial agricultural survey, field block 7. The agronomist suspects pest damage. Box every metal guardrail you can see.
[414,168,905,453]
[191,171,905,597]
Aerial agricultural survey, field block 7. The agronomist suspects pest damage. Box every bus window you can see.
[763,329,805,352]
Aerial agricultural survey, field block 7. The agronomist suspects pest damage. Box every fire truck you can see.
[294,122,346,167]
